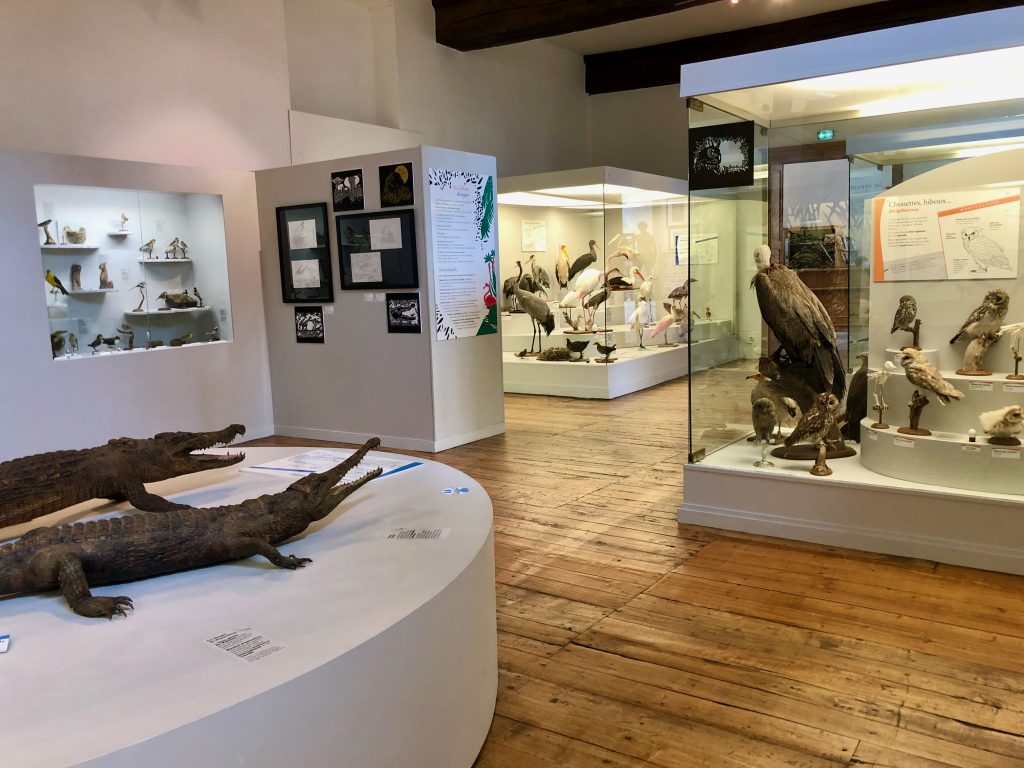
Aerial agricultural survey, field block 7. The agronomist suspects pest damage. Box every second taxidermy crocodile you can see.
[0,424,247,529]
[0,438,382,618]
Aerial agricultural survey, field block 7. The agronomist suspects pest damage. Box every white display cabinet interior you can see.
[37,183,231,358]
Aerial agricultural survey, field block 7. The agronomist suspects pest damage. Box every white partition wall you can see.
[255,146,504,452]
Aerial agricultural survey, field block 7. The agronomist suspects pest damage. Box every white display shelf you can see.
[882,367,1024,435]
[139,257,192,263]
[127,306,209,316]
[41,243,98,251]
[107,230,132,236]
[681,435,1024,574]
[52,340,231,361]
[69,288,117,294]
[0,447,497,768]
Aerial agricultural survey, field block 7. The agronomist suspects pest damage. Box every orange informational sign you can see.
[872,189,1020,282]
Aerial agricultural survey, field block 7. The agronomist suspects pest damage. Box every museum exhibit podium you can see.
[0,447,497,768]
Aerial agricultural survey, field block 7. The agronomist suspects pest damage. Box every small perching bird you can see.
[555,245,571,289]
[140,238,156,257]
[514,285,554,353]
[784,392,841,476]
[949,289,1010,345]
[567,240,599,283]
[751,398,778,445]
[980,405,1024,444]
[898,347,964,404]
[751,244,845,401]
[962,227,1011,273]
[890,295,917,334]
[44,269,69,296]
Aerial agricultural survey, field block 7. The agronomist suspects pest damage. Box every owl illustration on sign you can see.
[961,227,1010,273]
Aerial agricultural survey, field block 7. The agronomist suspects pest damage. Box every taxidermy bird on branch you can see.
[750,244,845,401]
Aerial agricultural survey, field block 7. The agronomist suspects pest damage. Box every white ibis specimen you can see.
[668,278,697,306]
[750,244,846,401]
[567,240,599,283]
[515,285,555,353]
[555,245,571,288]
[502,260,524,313]
[628,301,649,349]
[527,254,551,292]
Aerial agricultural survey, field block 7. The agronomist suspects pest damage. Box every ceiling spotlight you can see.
[730,0,739,4]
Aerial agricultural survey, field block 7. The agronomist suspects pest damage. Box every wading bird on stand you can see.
[514,285,554,354]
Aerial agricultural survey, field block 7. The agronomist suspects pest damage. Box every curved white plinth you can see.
[0,448,497,768]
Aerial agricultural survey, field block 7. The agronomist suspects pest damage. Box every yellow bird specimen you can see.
[44,269,69,295]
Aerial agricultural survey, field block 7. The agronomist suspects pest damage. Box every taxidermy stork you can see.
[514,284,555,353]
[607,265,643,289]
[750,244,846,401]
[567,240,599,283]
[555,245,571,289]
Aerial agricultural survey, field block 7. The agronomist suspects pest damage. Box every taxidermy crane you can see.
[502,260,525,313]
[567,240,599,283]
[526,254,551,293]
[750,244,845,401]
[514,284,555,353]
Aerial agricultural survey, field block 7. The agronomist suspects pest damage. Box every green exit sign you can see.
[816,128,835,141]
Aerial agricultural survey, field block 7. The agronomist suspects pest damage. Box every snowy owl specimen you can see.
[980,405,1024,440]
[962,227,1011,273]
[897,347,965,405]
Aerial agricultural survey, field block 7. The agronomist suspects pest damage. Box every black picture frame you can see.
[386,293,421,333]
[294,306,325,343]
[688,121,755,191]
[379,162,415,208]
[276,203,334,303]
[337,209,418,289]
[331,169,364,213]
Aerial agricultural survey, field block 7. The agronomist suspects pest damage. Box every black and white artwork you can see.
[386,293,421,333]
[379,162,415,208]
[688,121,755,190]
[295,306,325,343]
[331,169,364,212]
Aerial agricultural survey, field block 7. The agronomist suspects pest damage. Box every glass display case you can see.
[499,167,740,398]
[37,183,232,358]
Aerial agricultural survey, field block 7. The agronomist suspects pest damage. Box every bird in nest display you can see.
[980,405,1024,446]
[949,289,1009,345]
[158,291,199,310]
[961,227,1011,273]
[784,392,841,476]
[750,244,845,401]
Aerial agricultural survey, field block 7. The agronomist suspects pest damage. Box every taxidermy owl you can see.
[784,392,840,451]
[950,289,1010,344]
[979,405,1024,439]
[890,295,917,334]
[898,347,965,405]
[751,398,778,444]
[961,228,1011,273]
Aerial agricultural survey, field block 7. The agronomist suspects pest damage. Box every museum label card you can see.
[287,218,318,250]
[865,430,878,441]
[962,444,982,453]
[350,251,383,283]
[1005,382,1024,393]
[206,627,283,663]
[0,634,9,654]
[893,436,915,448]
[244,449,421,482]
[993,448,1021,459]
[290,259,321,289]
[521,219,547,252]
[369,217,403,250]
[387,527,451,541]
[970,381,994,392]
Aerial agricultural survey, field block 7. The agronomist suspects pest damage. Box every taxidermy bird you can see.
[980,405,1024,441]
[158,290,199,309]
[140,239,156,257]
[164,237,181,259]
[565,338,590,360]
[50,330,67,358]
[192,286,205,307]
[751,398,778,445]
[88,334,105,353]
[607,265,643,289]
[555,245,571,289]
[596,341,616,361]
[841,352,869,442]
[68,332,79,354]
[949,289,1010,344]
[784,392,840,453]
[962,227,1011,273]
[750,244,845,401]
[44,269,69,295]
[890,294,917,334]
[668,278,697,305]
[571,266,604,303]
[746,372,798,440]
[178,239,190,258]
[502,261,525,312]
[637,273,656,303]
[38,218,56,245]
[628,301,648,349]
[526,254,551,291]
[898,347,965,404]
[647,311,677,346]
[514,285,555,353]
[567,240,599,283]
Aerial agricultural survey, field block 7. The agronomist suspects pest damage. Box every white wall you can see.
[589,85,689,179]
[0,149,274,461]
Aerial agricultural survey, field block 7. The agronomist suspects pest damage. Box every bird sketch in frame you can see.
[386,293,421,333]
[688,121,754,190]
[294,306,325,343]
[379,162,415,208]
[331,169,364,212]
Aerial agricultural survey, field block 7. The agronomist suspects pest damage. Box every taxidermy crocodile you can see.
[0,438,382,618]
[0,424,247,529]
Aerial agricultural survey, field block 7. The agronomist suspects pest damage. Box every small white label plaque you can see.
[206,627,283,663]
[1005,382,1024,393]
[893,436,915,448]
[970,381,994,392]
[992,448,1021,460]
[866,430,879,441]
[387,527,451,541]
[961,444,982,453]
[0,634,9,654]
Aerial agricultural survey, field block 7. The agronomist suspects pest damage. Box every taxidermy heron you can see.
[514,285,554,353]
[750,244,845,401]
[502,260,524,312]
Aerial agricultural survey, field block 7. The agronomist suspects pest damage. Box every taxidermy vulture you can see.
[750,244,845,400]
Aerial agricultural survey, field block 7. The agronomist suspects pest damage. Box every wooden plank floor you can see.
[244,377,1024,768]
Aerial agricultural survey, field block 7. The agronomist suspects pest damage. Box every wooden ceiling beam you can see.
[433,0,721,51]
[585,0,1024,94]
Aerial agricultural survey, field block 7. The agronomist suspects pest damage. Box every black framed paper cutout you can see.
[294,306,325,343]
[379,162,415,208]
[331,169,364,213]
[688,121,755,190]
[337,209,418,289]
[276,202,334,303]
[386,293,421,333]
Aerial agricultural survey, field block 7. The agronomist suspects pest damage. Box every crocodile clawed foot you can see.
[283,555,312,570]
[75,595,134,619]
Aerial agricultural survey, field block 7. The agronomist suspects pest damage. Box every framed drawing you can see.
[276,203,333,303]
[331,169,364,212]
[337,209,418,289]
[379,162,415,208]
[386,293,421,333]
[294,306,325,343]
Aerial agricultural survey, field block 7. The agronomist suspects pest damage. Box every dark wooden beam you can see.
[586,0,1024,94]
[433,0,721,51]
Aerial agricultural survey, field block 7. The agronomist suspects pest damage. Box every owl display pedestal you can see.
[898,389,932,436]
[770,443,856,460]
[956,333,999,376]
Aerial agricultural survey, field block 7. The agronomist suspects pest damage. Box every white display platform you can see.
[0,447,497,768]
[680,437,1024,574]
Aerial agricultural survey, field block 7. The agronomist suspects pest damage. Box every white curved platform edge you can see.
[1,447,497,768]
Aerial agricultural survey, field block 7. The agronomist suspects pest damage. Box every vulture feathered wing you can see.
[752,264,845,401]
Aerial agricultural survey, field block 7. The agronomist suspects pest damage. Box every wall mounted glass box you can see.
[498,166,742,399]
[37,184,232,358]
